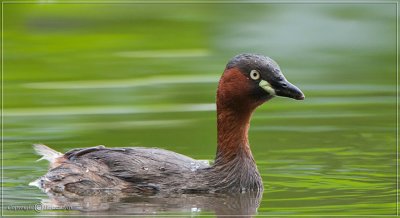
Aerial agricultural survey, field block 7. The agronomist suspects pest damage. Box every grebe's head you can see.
[217,54,304,111]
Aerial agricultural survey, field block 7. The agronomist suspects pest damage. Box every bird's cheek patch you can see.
[259,80,276,95]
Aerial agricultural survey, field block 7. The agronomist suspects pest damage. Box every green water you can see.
[2,2,397,216]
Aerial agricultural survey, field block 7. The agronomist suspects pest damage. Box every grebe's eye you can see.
[250,70,260,80]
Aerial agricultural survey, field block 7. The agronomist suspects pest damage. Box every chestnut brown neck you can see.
[214,68,263,166]
[215,106,254,165]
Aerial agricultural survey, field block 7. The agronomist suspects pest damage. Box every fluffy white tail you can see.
[33,144,63,163]
[28,178,41,187]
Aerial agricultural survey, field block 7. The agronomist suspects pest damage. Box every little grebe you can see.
[31,53,304,196]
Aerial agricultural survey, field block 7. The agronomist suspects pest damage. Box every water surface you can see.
[3,3,397,216]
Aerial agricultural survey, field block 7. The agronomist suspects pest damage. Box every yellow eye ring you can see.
[250,70,260,80]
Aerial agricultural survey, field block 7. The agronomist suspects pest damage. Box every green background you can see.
[2,2,397,216]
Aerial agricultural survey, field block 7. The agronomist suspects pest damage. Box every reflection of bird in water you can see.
[40,191,262,216]
[31,54,304,214]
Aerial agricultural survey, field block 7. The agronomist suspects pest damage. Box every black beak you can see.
[273,80,305,100]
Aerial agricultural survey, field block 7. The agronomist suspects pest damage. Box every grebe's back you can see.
[31,144,209,196]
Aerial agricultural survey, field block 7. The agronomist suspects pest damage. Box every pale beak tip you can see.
[296,94,305,100]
